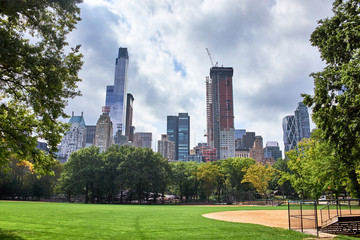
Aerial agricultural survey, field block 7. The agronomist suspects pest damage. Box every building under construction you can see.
[207,67,235,160]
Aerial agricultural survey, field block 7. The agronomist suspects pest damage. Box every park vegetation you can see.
[1,0,360,204]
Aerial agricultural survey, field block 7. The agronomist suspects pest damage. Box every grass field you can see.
[0,201,355,239]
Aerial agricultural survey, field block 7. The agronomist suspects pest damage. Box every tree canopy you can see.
[302,0,360,197]
[0,0,83,174]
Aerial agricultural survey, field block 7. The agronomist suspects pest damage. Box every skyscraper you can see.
[158,134,175,161]
[282,115,297,152]
[59,112,87,163]
[209,67,235,160]
[294,102,311,142]
[133,132,152,149]
[167,113,190,161]
[249,136,264,163]
[178,113,190,161]
[94,107,113,152]
[125,93,134,142]
[264,141,282,162]
[283,102,311,153]
[105,47,129,136]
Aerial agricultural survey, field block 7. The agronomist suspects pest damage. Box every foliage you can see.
[0,0,83,174]
[169,161,198,201]
[302,0,360,197]
[241,163,276,198]
[283,130,348,199]
[218,157,256,202]
[0,156,63,200]
[59,146,103,203]
[58,145,170,203]
[196,163,222,201]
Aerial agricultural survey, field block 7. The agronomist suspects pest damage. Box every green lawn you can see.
[0,201,355,239]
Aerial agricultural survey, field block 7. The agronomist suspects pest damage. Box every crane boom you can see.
[206,48,215,67]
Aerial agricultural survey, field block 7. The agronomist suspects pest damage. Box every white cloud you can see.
[65,0,334,152]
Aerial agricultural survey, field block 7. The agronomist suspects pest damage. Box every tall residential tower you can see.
[105,47,129,136]
[208,67,235,160]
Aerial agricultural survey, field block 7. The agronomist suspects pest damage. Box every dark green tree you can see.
[303,0,360,197]
[59,146,104,203]
[170,161,199,201]
[0,0,83,174]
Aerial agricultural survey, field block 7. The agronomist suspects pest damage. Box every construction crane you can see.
[206,48,218,67]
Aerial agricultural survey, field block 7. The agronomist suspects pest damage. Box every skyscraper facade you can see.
[283,102,311,154]
[294,102,311,142]
[264,141,282,162]
[85,125,96,147]
[125,93,134,142]
[133,132,152,148]
[209,67,235,160]
[59,112,87,162]
[177,113,190,161]
[94,107,113,152]
[249,136,264,163]
[105,47,129,136]
[167,113,190,161]
[158,134,175,161]
[282,115,297,152]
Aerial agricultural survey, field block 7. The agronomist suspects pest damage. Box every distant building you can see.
[184,154,202,163]
[294,102,311,142]
[134,132,152,148]
[85,125,96,147]
[94,107,113,152]
[158,134,175,161]
[125,93,134,142]
[264,141,282,162]
[235,129,246,139]
[235,131,255,151]
[37,142,48,152]
[249,136,265,163]
[282,115,297,152]
[105,47,129,136]
[167,113,190,161]
[283,102,311,154]
[208,67,235,160]
[59,112,87,163]
[235,150,250,158]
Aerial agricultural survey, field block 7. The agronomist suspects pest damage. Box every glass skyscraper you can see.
[105,48,129,136]
[294,102,311,142]
[167,113,190,161]
[282,115,297,152]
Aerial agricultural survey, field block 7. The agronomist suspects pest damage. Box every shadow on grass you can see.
[0,229,25,240]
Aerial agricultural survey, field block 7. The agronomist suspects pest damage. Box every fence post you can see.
[300,202,303,233]
[314,200,319,237]
[288,201,291,229]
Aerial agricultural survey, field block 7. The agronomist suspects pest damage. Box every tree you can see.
[196,163,222,202]
[218,157,255,202]
[59,146,104,203]
[170,161,198,201]
[241,163,275,198]
[282,131,348,199]
[0,0,83,174]
[302,0,360,197]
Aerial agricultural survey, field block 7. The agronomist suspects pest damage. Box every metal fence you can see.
[319,199,360,227]
[288,200,319,236]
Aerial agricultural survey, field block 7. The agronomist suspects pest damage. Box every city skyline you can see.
[63,1,332,151]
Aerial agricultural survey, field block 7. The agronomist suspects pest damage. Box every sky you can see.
[64,0,335,153]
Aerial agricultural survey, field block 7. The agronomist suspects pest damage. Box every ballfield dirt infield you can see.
[203,209,341,239]
[203,210,289,228]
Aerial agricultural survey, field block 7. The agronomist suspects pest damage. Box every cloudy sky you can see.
[65,0,334,152]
